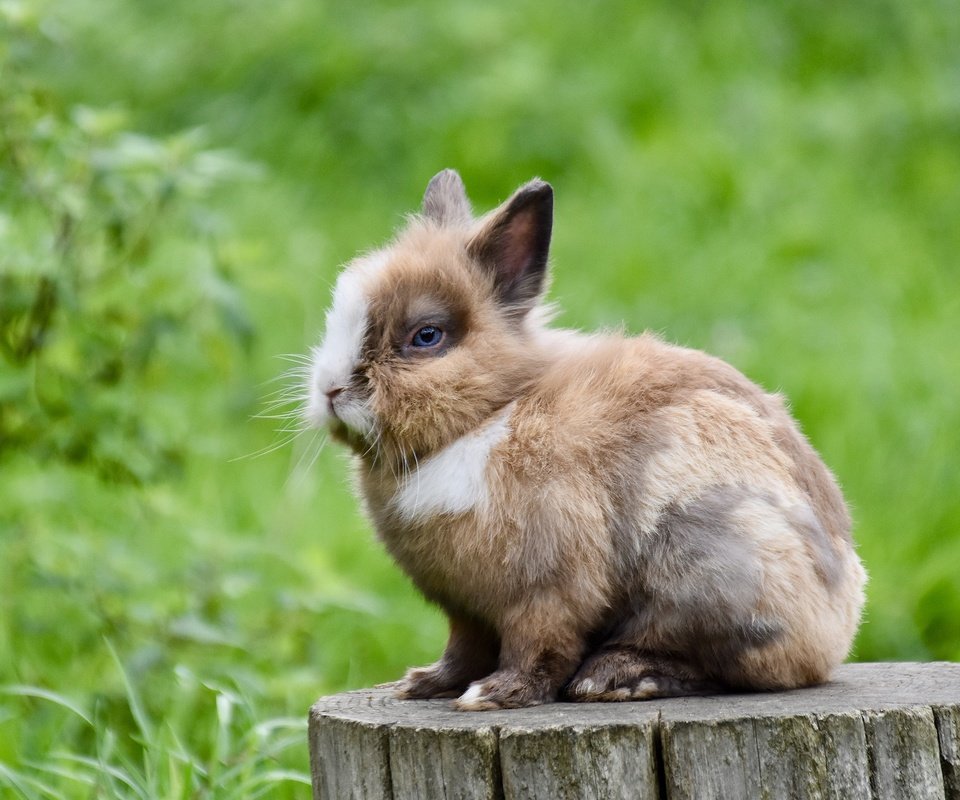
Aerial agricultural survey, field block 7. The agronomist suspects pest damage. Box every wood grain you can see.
[309,662,960,799]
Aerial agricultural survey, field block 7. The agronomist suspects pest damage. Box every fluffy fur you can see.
[305,169,867,710]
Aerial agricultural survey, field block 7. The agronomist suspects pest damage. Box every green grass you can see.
[2,0,959,795]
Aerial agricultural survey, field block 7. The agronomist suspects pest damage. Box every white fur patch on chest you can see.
[392,403,515,523]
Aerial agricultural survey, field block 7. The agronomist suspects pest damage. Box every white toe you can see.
[459,683,485,704]
[632,677,660,699]
[574,679,596,696]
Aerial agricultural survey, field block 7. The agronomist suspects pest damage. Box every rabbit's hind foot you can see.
[565,648,719,701]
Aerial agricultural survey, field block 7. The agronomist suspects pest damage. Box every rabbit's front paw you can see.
[453,669,551,711]
[394,663,467,700]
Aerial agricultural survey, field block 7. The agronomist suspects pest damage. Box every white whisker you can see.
[257,370,311,390]
[274,353,314,365]
[294,434,328,486]
[230,426,306,462]
[251,408,307,421]
[286,429,325,487]
[257,397,308,415]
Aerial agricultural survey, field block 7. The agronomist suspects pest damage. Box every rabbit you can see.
[304,169,866,710]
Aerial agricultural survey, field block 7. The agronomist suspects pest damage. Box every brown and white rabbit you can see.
[304,169,866,710]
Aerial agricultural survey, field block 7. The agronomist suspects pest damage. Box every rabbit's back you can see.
[493,331,864,688]
[518,331,850,540]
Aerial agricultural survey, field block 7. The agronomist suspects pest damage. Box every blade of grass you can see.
[103,640,155,745]
[0,762,64,800]
[0,686,93,727]
[53,753,147,800]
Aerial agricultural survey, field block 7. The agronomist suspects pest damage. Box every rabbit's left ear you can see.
[422,169,473,226]
[468,179,553,312]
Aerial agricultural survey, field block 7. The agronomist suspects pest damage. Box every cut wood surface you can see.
[309,662,960,800]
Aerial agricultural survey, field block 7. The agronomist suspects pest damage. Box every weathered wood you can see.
[863,706,945,800]
[661,716,760,800]
[663,710,872,800]
[310,716,391,800]
[499,721,658,800]
[753,713,827,799]
[814,711,872,798]
[935,705,960,800]
[389,725,500,800]
[309,662,960,800]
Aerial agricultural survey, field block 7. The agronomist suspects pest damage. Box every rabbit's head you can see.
[306,170,554,466]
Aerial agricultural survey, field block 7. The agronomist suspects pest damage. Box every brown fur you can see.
[308,170,867,710]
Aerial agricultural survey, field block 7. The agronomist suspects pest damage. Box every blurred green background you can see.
[2,0,958,795]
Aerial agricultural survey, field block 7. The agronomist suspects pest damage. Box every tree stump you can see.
[309,661,960,800]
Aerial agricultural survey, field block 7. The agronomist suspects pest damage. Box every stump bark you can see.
[309,661,960,800]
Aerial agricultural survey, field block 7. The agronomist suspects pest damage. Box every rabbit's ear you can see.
[422,169,472,226]
[468,179,553,311]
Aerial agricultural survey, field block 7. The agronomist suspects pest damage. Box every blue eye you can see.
[411,325,443,348]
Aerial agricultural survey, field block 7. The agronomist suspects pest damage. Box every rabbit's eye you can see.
[411,325,444,348]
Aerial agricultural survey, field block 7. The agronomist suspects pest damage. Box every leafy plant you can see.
[0,4,256,483]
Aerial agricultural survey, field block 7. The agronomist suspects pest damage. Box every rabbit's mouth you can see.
[326,392,344,422]
[327,413,374,451]
[324,395,377,448]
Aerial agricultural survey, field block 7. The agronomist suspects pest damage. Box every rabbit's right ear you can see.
[422,169,472,226]
[467,179,553,314]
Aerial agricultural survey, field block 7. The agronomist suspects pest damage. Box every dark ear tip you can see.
[524,178,552,196]
[510,178,553,211]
